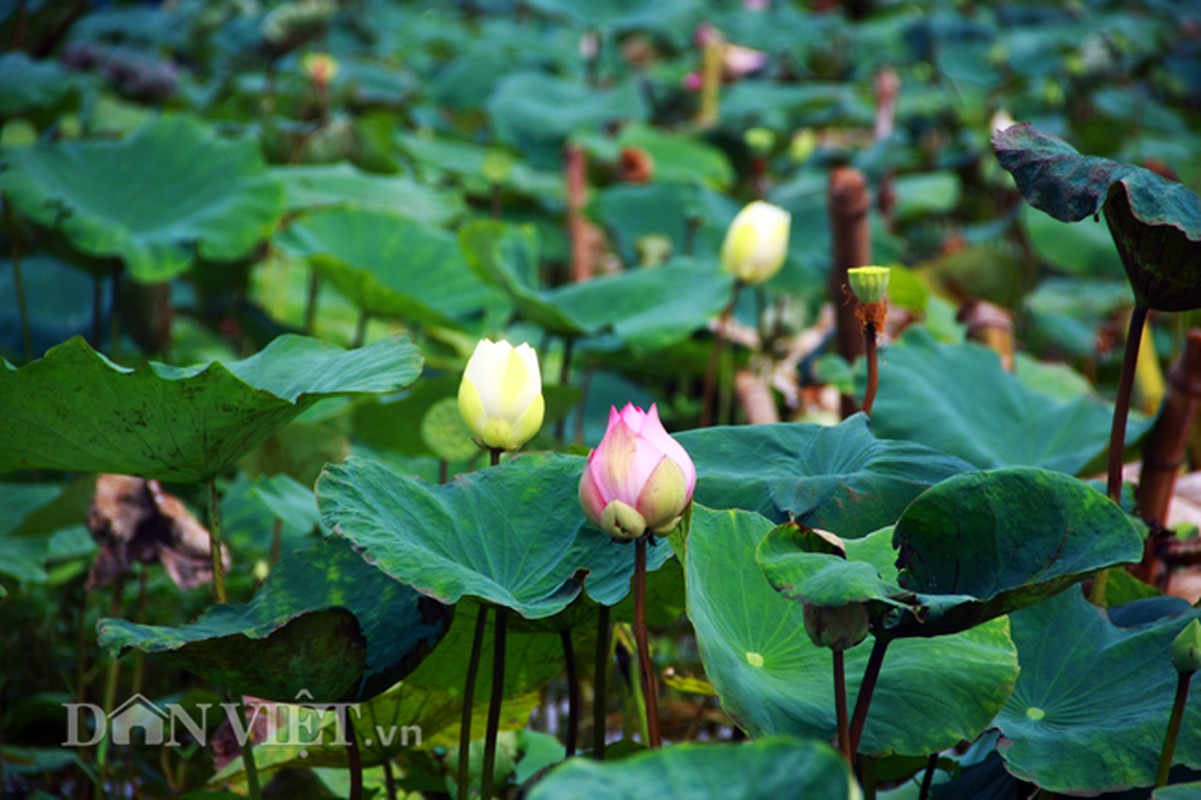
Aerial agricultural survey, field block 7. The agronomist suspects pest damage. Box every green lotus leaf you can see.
[316,453,673,620]
[459,219,732,349]
[0,115,284,283]
[527,737,856,800]
[275,206,505,328]
[0,52,78,119]
[994,123,1201,311]
[0,334,422,482]
[891,467,1143,636]
[686,506,1019,757]
[997,591,1201,794]
[98,537,452,703]
[866,327,1153,474]
[677,414,972,538]
[272,162,465,225]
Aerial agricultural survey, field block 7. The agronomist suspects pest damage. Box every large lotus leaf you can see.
[866,327,1152,474]
[487,73,646,164]
[528,737,855,800]
[892,467,1142,635]
[593,183,740,265]
[0,53,78,118]
[274,206,504,328]
[0,334,422,482]
[0,115,284,283]
[758,467,1142,638]
[316,453,671,620]
[545,257,734,351]
[685,506,1019,757]
[271,163,465,225]
[395,133,565,204]
[994,123,1201,311]
[97,537,452,703]
[676,414,972,538]
[996,591,1201,794]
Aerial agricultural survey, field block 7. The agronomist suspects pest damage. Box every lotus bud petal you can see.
[1172,619,1201,675]
[847,266,891,305]
[579,403,696,541]
[721,201,791,285]
[803,602,870,652]
[458,339,545,452]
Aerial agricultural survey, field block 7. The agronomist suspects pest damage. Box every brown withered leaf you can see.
[86,474,228,591]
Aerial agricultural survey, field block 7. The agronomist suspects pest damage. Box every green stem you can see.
[861,754,877,800]
[304,270,320,335]
[1156,671,1193,787]
[344,705,362,800]
[833,649,851,764]
[235,698,262,800]
[352,310,369,348]
[208,479,227,604]
[848,636,890,758]
[918,752,938,800]
[863,322,879,416]
[701,282,742,427]
[95,577,125,776]
[560,628,580,757]
[481,607,508,799]
[555,337,576,445]
[634,537,661,748]
[593,604,611,760]
[383,758,398,800]
[130,566,148,698]
[457,604,488,800]
[1093,303,1150,605]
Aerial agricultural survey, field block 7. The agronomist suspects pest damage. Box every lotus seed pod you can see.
[847,266,891,305]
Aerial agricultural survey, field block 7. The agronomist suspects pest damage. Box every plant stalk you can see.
[1093,303,1150,604]
[593,604,610,759]
[918,752,938,800]
[457,604,488,800]
[1156,670,1193,787]
[863,322,879,416]
[383,758,398,800]
[560,628,580,757]
[304,270,320,334]
[481,606,508,799]
[352,310,369,348]
[235,698,263,800]
[208,479,227,604]
[634,537,662,748]
[848,636,890,757]
[344,704,362,800]
[701,281,742,427]
[833,649,851,764]
[490,448,502,468]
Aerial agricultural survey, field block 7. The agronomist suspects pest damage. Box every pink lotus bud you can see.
[682,72,704,92]
[579,403,697,540]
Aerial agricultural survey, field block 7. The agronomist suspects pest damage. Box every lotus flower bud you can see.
[579,403,697,540]
[1172,619,1201,675]
[803,602,870,652]
[721,201,791,285]
[457,339,545,452]
[301,52,338,89]
[847,266,891,305]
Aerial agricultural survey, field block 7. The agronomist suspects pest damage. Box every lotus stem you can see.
[833,649,851,764]
[457,604,488,800]
[490,448,502,468]
[593,604,611,759]
[918,753,938,800]
[352,310,369,348]
[633,537,662,748]
[304,270,320,334]
[237,698,263,800]
[1093,303,1150,605]
[701,281,743,427]
[208,479,227,605]
[383,759,398,800]
[343,704,362,800]
[96,577,125,776]
[555,337,575,445]
[92,273,104,348]
[863,322,879,416]
[848,636,890,758]
[1156,671,1192,787]
[481,606,508,799]
[560,628,580,757]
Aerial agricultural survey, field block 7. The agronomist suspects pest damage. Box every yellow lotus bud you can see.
[302,52,338,88]
[1172,619,1201,675]
[457,339,545,452]
[720,200,791,285]
[847,266,891,304]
